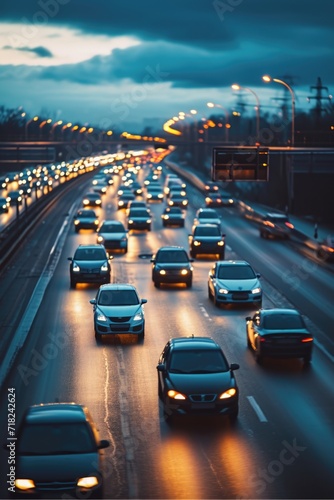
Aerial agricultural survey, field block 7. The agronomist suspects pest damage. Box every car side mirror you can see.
[68,257,73,261]
[245,316,251,321]
[156,363,166,372]
[98,439,110,449]
[222,233,226,238]
[141,298,148,304]
[230,363,240,371]
[150,258,155,263]
[89,299,96,305]
[256,273,261,278]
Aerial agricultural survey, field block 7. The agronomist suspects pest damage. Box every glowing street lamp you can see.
[206,102,230,142]
[262,75,295,146]
[39,118,52,138]
[50,120,63,139]
[231,84,260,140]
[25,115,39,140]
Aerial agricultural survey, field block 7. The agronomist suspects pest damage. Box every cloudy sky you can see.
[0,0,333,133]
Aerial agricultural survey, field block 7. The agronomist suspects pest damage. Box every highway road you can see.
[0,159,334,499]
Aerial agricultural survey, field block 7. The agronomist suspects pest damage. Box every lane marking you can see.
[199,304,212,321]
[247,395,268,423]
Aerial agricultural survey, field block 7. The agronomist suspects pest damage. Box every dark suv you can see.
[259,213,294,239]
[68,244,112,288]
[189,224,225,259]
[151,246,193,288]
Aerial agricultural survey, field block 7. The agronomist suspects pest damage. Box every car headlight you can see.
[97,236,104,243]
[77,476,99,489]
[219,388,237,399]
[193,240,201,246]
[128,219,134,224]
[168,390,186,400]
[181,269,189,275]
[74,220,80,225]
[94,219,99,225]
[251,287,261,294]
[218,288,229,294]
[217,241,225,246]
[97,312,108,322]
[159,269,166,275]
[72,263,80,272]
[100,262,109,271]
[133,311,143,321]
[15,479,35,491]
[146,219,152,223]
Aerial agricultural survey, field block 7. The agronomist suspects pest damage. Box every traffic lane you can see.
[215,206,334,338]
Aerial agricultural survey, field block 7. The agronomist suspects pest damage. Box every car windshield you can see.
[129,209,149,217]
[157,250,188,263]
[98,289,139,306]
[18,422,96,455]
[218,265,256,279]
[200,211,217,219]
[78,210,95,217]
[262,314,305,330]
[74,248,106,260]
[195,226,220,236]
[100,223,124,233]
[169,349,228,374]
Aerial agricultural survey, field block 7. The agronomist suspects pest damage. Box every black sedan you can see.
[316,235,334,261]
[259,213,294,239]
[68,244,112,288]
[73,209,99,232]
[246,308,314,365]
[96,220,128,253]
[151,246,193,288]
[82,191,102,208]
[127,207,152,231]
[13,403,109,498]
[161,207,185,227]
[157,336,239,422]
[189,224,225,259]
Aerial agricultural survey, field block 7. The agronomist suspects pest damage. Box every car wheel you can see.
[208,285,213,300]
[154,281,160,288]
[138,329,145,341]
[124,247,128,254]
[70,279,76,289]
[255,350,263,364]
[219,253,225,260]
[186,278,192,288]
[190,251,196,258]
[162,222,167,227]
[95,330,102,343]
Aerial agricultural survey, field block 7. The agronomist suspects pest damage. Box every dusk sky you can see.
[0,0,333,133]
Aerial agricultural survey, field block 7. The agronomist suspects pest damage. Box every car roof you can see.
[98,283,137,292]
[169,336,220,350]
[24,403,88,424]
[216,260,252,267]
[259,308,301,317]
[100,220,124,226]
[76,243,105,250]
[265,213,289,219]
[197,208,218,214]
[157,245,187,252]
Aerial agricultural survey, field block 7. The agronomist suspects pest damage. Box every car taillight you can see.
[301,337,313,343]
[285,222,294,229]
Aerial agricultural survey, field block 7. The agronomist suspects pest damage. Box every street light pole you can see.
[262,75,295,146]
[231,84,260,140]
[207,102,230,143]
[25,116,39,140]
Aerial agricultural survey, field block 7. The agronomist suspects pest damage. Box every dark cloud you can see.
[3,45,53,57]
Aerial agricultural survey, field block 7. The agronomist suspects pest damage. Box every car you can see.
[167,192,189,208]
[89,283,147,341]
[73,209,99,232]
[130,180,143,196]
[245,308,313,365]
[208,260,262,307]
[316,235,334,261]
[13,403,109,498]
[8,189,23,206]
[92,181,108,194]
[151,246,193,288]
[145,184,164,202]
[127,207,152,231]
[117,191,135,209]
[193,208,221,229]
[259,212,294,239]
[166,185,187,199]
[96,220,128,253]
[127,200,149,213]
[205,192,223,208]
[82,191,102,208]
[0,196,10,213]
[68,244,112,288]
[157,336,239,422]
[204,181,219,192]
[161,206,185,227]
[189,224,225,259]
[221,196,235,207]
